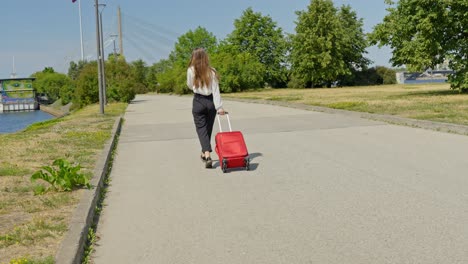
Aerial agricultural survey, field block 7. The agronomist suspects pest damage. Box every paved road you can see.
[93,94,468,264]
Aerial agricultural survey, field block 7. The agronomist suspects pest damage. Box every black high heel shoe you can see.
[205,157,212,168]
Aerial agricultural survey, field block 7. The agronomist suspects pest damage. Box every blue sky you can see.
[0,0,392,79]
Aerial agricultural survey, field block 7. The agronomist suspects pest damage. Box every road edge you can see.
[55,115,123,264]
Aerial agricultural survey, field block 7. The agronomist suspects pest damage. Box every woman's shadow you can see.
[213,152,262,172]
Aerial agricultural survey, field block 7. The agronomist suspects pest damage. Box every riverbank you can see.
[0,103,127,263]
[39,105,67,118]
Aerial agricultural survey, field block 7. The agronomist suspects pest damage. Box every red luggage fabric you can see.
[215,114,250,172]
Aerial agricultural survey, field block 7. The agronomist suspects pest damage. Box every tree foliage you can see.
[225,7,288,87]
[68,61,89,80]
[370,0,468,92]
[291,0,369,87]
[338,66,396,86]
[158,27,218,94]
[105,56,137,103]
[32,68,73,104]
[211,44,266,92]
[74,62,99,108]
[169,26,218,66]
[337,5,371,74]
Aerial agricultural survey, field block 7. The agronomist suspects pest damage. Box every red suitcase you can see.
[215,113,250,173]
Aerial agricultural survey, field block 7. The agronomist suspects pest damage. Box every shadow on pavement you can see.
[129,99,149,104]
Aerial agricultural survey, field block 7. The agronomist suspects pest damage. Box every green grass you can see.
[0,163,32,177]
[6,256,54,264]
[24,118,64,132]
[0,218,67,248]
[224,83,468,126]
[327,101,368,110]
[0,102,126,263]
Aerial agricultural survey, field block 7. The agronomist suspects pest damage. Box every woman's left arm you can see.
[212,77,224,113]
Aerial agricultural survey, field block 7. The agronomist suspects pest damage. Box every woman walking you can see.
[187,48,225,168]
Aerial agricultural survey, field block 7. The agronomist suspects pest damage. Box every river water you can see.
[0,111,54,134]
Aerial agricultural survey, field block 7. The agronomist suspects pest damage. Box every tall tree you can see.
[226,7,288,87]
[338,5,371,73]
[211,43,266,92]
[370,0,468,92]
[291,0,349,87]
[169,26,217,66]
[159,27,218,94]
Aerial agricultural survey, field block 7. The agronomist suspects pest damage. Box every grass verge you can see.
[0,103,126,263]
[224,83,468,126]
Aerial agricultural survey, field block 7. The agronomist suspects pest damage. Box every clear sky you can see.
[0,0,392,79]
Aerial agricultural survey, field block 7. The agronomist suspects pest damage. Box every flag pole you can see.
[78,0,84,61]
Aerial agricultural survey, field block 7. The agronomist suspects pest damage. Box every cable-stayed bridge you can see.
[59,11,180,72]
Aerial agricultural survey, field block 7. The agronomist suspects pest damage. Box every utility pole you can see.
[94,0,104,114]
[118,6,124,57]
[78,0,84,61]
[99,4,107,105]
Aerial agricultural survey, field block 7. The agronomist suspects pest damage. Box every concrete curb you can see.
[55,116,123,264]
[225,98,468,136]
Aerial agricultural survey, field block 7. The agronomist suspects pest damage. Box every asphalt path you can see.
[93,94,468,264]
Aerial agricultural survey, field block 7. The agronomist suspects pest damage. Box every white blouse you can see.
[187,66,223,110]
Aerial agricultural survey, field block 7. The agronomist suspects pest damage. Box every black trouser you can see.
[192,93,217,153]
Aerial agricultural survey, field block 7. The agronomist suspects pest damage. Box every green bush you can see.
[106,57,137,102]
[74,62,99,108]
[211,50,266,92]
[156,64,187,94]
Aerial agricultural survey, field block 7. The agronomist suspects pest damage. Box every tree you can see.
[169,26,217,66]
[225,7,288,87]
[131,59,149,94]
[291,0,350,87]
[32,68,73,103]
[68,61,89,80]
[105,56,137,103]
[211,43,266,92]
[370,0,468,92]
[147,59,172,93]
[337,5,371,82]
[74,62,99,108]
[158,27,218,94]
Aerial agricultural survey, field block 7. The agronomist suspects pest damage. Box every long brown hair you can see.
[188,48,219,88]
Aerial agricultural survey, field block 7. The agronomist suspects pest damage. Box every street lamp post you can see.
[99,4,107,105]
[94,0,104,114]
[78,0,84,61]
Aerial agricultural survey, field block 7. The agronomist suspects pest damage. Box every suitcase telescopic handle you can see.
[217,112,232,132]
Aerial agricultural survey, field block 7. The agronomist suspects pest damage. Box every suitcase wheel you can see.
[245,157,250,171]
[222,159,228,173]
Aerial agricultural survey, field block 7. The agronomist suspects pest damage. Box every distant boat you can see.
[396,70,452,84]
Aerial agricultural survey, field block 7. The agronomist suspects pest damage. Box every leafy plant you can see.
[30,159,91,194]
